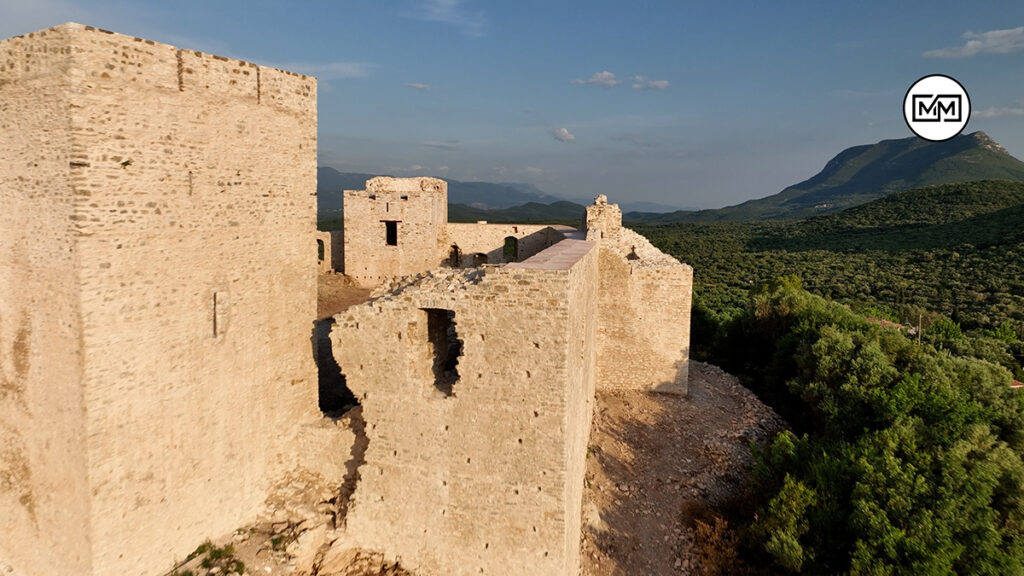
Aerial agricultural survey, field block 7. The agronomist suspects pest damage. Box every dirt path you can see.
[580,362,786,576]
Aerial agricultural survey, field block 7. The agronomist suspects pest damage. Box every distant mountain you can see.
[317,168,379,214]
[316,168,562,215]
[449,201,587,224]
[627,131,1024,223]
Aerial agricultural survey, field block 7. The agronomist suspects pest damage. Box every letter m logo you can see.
[912,94,962,122]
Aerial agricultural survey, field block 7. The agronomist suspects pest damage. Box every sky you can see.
[3,1,1024,209]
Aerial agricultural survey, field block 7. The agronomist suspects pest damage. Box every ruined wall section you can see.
[0,26,93,576]
[4,23,319,576]
[342,177,446,286]
[586,196,692,394]
[444,223,564,265]
[332,240,597,576]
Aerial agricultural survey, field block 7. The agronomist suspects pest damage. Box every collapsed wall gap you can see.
[313,318,358,416]
[423,308,462,397]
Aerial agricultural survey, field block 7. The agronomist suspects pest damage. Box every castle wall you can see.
[0,26,93,576]
[444,223,564,264]
[587,197,693,394]
[342,177,447,286]
[2,23,319,576]
[332,239,597,576]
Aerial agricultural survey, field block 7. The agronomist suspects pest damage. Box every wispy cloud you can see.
[571,71,621,88]
[407,83,431,91]
[973,99,1024,119]
[551,127,576,143]
[270,61,372,79]
[632,76,670,90]
[422,140,460,151]
[924,26,1024,58]
[405,0,486,37]
[388,164,425,173]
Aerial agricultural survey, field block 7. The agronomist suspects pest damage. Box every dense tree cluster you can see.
[635,180,1024,379]
[632,181,1024,573]
[707,279,1024,574]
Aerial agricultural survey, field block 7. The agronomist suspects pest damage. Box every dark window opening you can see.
[384,220,399,246]
[317,239,325,262]
[472,253,488,267]
[449,244,462,267]
[313,318,358,416]
[424,308,461,397]
[503,236,519,262]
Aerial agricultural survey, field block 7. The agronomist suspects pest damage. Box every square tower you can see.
[0,23,318,576]
[341,177,448,286]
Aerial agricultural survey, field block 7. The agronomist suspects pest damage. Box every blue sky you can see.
[3,1,1024,209]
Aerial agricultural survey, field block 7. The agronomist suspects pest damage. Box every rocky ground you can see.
[580,362,787,576]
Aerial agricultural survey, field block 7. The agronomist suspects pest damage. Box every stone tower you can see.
[341,177,448,286]
[0,23,318,576]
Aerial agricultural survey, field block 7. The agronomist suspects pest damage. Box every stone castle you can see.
[0,23,692,576]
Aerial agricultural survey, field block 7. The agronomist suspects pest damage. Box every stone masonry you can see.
[327,180,692,575]
[0,23,321,576]
[0,22,692,576]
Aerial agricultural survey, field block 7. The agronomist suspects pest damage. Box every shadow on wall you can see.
[650,349,691,394]
[312,318,358,416]
[447,227,561,268]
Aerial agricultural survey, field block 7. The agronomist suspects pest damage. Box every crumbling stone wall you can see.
[0,23,319,576]
[330,239,598,576]
[587,196,693,394]
[342,177,447,286]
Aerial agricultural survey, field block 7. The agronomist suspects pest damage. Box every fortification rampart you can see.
[331,239,598,576]
[587,196,692,394]
[0,23,319,576]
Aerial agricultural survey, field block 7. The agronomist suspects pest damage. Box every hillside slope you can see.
[628,132,1024,223]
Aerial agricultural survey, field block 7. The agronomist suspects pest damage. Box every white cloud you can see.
[551,127,576,143]
[270,61,372,79]
[524,167,543,175]
[973,100,1024,119]
[924,26,1024,58]
[571,71,620,88]
[437,166,450,173]
[406,0,486,37]
[632,76,670,90]
[407,83,431,91]
[422,140,459,151]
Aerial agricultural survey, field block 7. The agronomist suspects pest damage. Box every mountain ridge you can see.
[626,131,1024,223]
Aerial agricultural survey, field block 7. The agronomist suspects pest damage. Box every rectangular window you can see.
[384,220,399,246]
